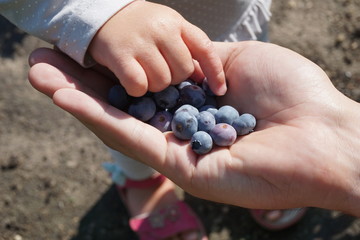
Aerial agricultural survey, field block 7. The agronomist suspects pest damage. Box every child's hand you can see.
[88,1,226,97]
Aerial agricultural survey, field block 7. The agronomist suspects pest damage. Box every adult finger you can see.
[52,88,168,167]
[28,48,113,98]
[28,62,109,103]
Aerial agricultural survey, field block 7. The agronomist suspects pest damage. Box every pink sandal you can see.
[116,174,207,240]
[249,208,307,230]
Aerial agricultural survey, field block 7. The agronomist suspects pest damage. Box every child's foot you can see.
[122,175,207,240]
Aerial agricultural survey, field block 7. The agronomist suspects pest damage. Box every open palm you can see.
[28,41,358,214]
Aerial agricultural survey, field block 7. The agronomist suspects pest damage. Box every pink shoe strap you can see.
[130,201,204,240]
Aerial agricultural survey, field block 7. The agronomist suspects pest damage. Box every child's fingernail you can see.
[216,83,227,96]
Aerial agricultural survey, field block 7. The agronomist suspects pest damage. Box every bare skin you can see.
[89,0,226,97]
[28,48,207,240]
[28,42,360,218]
[126,177,206,240]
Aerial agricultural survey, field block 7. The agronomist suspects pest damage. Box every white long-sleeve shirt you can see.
[0,0,271,66]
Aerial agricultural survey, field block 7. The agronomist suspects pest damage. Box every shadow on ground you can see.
[69,185,359,240]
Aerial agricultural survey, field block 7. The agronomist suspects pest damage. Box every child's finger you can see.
[158,38,195,85]
[108,56,149,97]
[137,48,172,92]
[190,59,206,82]
[181,23,227,96]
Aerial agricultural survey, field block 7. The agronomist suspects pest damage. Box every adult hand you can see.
[28,41,360,216]
[88,1,226,97]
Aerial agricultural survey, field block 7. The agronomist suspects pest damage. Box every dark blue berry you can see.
[128,97,156,121]
[201,77,215,96]
[108,85,129,110]
[153,86,179,110]
[204,95,218,107]
[180,85,206,108]
[177,79,196,90]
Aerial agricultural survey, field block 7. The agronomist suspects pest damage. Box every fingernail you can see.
[216,83,227,96]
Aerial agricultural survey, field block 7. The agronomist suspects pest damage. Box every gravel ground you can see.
[1,1,360,239]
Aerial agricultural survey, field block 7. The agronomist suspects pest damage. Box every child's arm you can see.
[0,0,134,66]
[0,0,226,96]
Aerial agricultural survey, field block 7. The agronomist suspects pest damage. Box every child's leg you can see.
[104,148,207,240]
[107,147,157,182]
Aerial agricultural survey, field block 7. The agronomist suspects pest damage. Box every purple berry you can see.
[148,111,173,132]
[153,86,179,110]
[232,113,257,135]
[171,111,198,140]
[191,131,213,155]
[210,123,237,146]
[128,97,156,121]
[180,85,206,108]
[196,111,216,133]
[215,105,239,124]
[108,85,129,110]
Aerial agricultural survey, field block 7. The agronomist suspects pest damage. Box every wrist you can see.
[332,96,360,216]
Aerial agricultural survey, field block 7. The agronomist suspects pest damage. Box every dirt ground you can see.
[1,0,360,239]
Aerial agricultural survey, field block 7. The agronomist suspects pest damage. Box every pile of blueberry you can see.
[108,79,256,155]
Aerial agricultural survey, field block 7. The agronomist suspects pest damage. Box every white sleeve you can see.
[0,0,136,67]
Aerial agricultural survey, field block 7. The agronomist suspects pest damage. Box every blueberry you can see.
[191,131,213,155]
[196,111,216,133]
[215,105,239,124]
[171,111,198,140]
[175,104,199,117]
[232,113,257,135]
[180,85,206,108]
[148,111,173,132]
[153,86,179,110]
[199,105,218,116]
[108,85,129,110]
[177,79,196,90]
[128,97,156,121]
[204,95,218,107]
[210,123,237,146]
[201,77,215,96]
